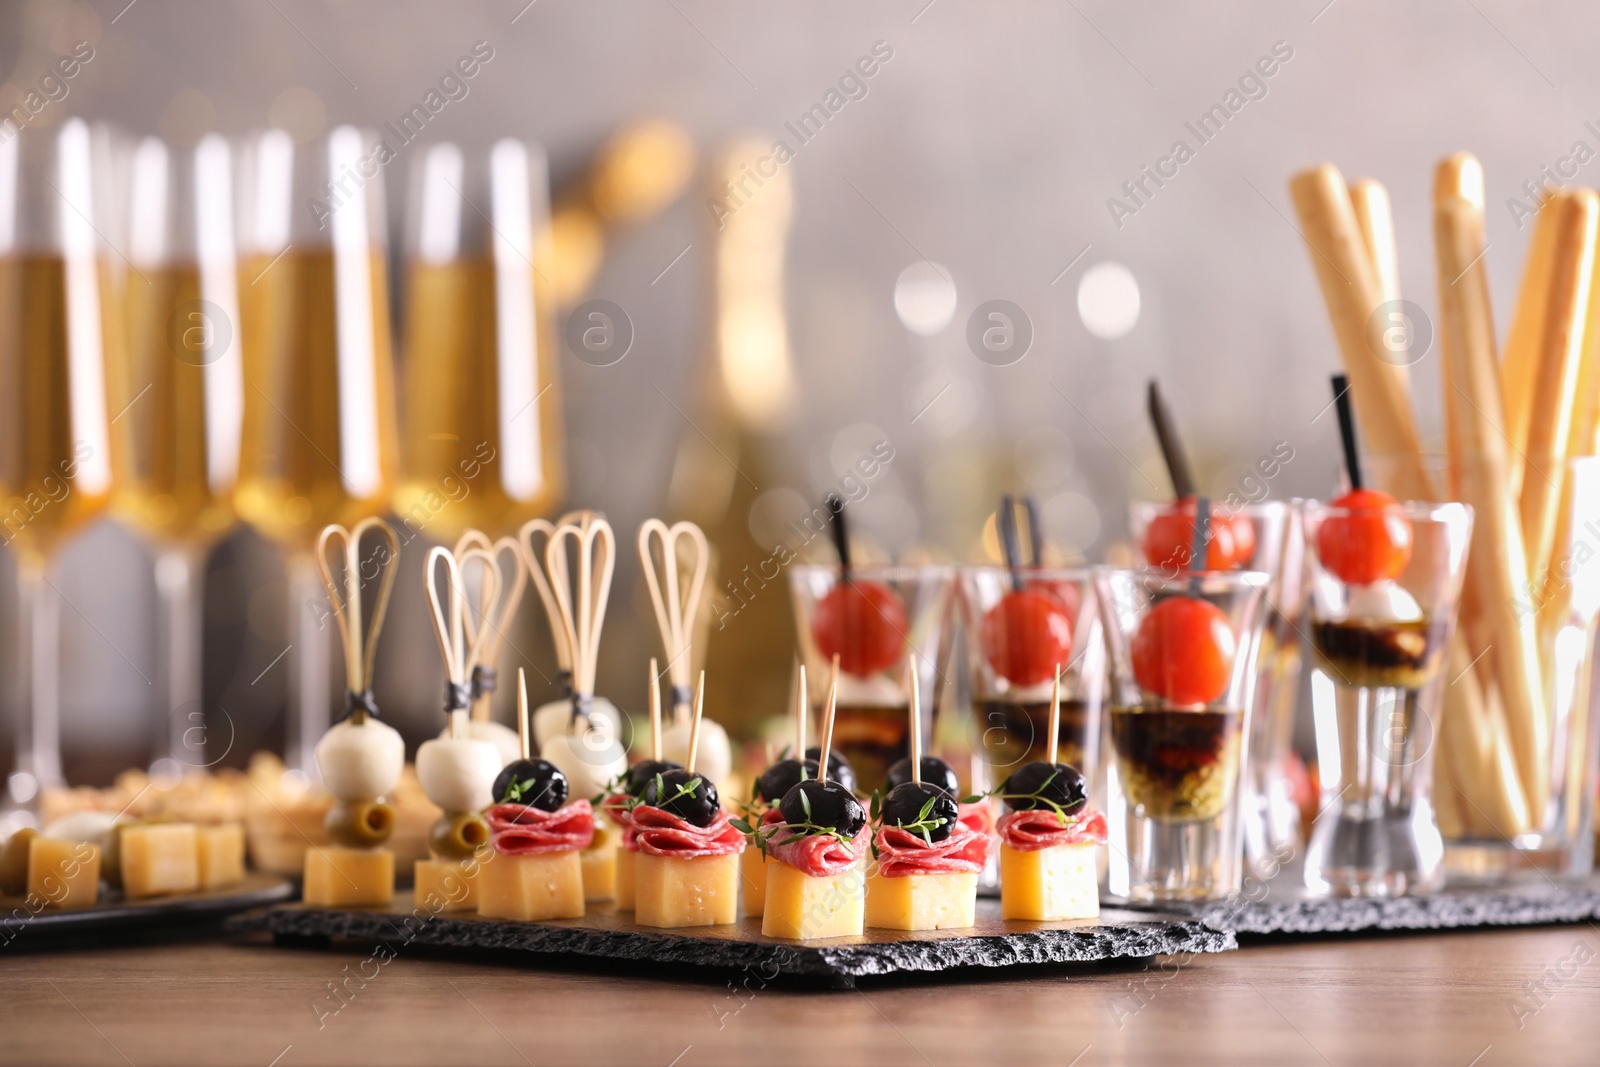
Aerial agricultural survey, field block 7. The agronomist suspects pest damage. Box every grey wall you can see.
[1,0,1589,776]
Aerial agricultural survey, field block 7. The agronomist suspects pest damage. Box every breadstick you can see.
[1434,194,1550,817]
[1502,195,1563,495]
[1349,179,1401,304]
[1289,165,1432,502]
[1433,152,1485,211]
[1520,189,1597,584]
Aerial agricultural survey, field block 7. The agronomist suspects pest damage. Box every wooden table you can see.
[1,924,1595,1066]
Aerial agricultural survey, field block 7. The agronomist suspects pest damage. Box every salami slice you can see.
[958,800,997,838]
[997,808,1107,853]
[759,806,866,877]
[486,799,596,856]
[631,805,745,858]
[873,821,990,878]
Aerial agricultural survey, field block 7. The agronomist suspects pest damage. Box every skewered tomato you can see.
[1315,488,1413,585]
[1141,497,1256,572]
[811,579,908,676]
[981,588,1074,688]
[1131,595,1236,706]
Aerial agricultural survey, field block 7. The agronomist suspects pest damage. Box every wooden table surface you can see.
[2,924,1597,1066]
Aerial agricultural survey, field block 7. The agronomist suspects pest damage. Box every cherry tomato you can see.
[1130,595,1236,706]
[811,579,909,676]
[981,589,1074,687]
[1141,497,1255,572]
[1315,488,1413,585]
[1026,578,1081,621]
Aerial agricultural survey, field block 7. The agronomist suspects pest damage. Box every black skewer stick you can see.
[1147,380,1196,500]
[1331,374,1364,491]
[1023,495,1044,568]
[998,495,1025,593]
[826,493,851,578]
[1188,496,1211,595]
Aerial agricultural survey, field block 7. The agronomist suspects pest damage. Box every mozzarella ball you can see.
[657,717,732,787]
[533,696,622,751]
[1346,579,1423,623]
[415,736,502,813]
[41,811,120,850]
[540,723,627,799]
[438,719,522,770]
[315,718,406,803]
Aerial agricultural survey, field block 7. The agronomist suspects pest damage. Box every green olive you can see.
[326,801,395,847]
[429,812,489,859]
[0,828,37,895]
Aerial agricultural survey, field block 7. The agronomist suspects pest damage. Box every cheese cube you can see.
[26,837,100,910]
[633,853,740,929]
[1000,842,1099,921]
[580,839,617,903]
[196,824,246,890]
[303,846,395,907]
[615,847,636,909]
[121,823,200,899]
[761,861,865,940]
[477,850,584,921]
[739,846,767,917]
[1,828,36,895]
[414,859,479,912]
[865,871,978,931]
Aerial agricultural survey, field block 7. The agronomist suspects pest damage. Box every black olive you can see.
[624,759,684,798]
[778,779,866,838]
[880,781,959,842]
[884,756,959,798]
[1000,760,1088,815]
[492,758,569,812]
[754,758,808,803]
[641,768,721,828]
[803,746,858,795]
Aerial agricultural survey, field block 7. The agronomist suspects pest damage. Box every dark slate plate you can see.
[1111,865,1600,937]
[1,873,295,938]
[228,894,1234,979]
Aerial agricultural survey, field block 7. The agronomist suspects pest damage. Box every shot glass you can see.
[789,565,954,795]
[1095,567,1271,903]
[1301,500,1472,897]
[957,567,1105,789]
[1131,500,1302,875]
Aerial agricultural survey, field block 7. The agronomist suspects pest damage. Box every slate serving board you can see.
[229,894,1235,980]
[1,873,295,938]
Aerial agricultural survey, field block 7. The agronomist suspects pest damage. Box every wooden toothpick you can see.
[517,668,530,761]
[686,671,706,774]
[1048,665,1062,766]
[818,655,840,785]
[907,661,922,785]
[649,657,663,762]
[794,664,807,767]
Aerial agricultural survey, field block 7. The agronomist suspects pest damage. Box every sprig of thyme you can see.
[991,769,1080,827]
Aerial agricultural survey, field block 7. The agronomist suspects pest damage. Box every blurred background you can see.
[0,0,1585,783]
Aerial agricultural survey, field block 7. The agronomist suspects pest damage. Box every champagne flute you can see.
[234,126,398,776]
[0,118,118,827]
[113,134,242,774]
[396,138,564,543]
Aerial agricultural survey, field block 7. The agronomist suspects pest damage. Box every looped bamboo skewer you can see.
[424,546,501,740]
[638,519,710,722]
[454,530,529,724]
[545,511,616,725]
[518,514,581,692]
[315,517,400,723]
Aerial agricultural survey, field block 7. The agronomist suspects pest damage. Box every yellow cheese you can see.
[26,837,100,910]
[196,824,246,890]
[580,831,617,903]
[615,846,636,909]
[633,852,740,929]
[120,823,200,899]
[414,858,479,912]
[865,871,978,931]
[303,846,395,907]
[761,860,865,940]
[1000,842,1099,921]
[739,846,767,917]
[477,850,584,921]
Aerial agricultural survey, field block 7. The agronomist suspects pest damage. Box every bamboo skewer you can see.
[454,531,528,724]
[1048,666,1062,767]
[686,671,706,775]
[314,518,400,724]
[794,664,807,766]
[649,657,663,762]
[638,519,711,722]
[817,655,840,786]
[1434,192,1549,821]
[518,668,531,762]
[907,663,922,785]
[1289,165,1432,503]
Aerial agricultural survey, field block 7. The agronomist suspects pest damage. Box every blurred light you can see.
[1042,490,1102,553]
[829,422,890,477]
[7,771,38,805]
[893,261,957,335]
[748,487,809,548]
[1077,261,1140,340]
[267,87,327,144]
[590,119,695,225]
